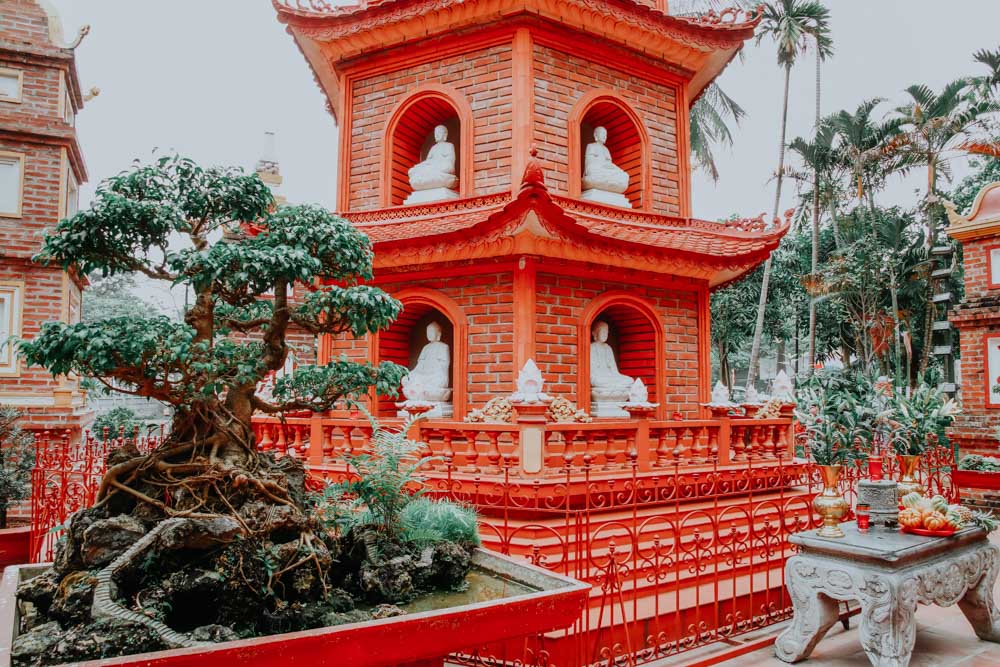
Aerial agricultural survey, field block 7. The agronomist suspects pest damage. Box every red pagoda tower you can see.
[269,1,803,662]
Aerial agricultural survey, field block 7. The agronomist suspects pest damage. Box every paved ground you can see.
[718,533,1000,667]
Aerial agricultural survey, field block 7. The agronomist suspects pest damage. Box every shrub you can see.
[0,406,35,528]
[92,406,142,439]
[400,497,480,547]
[958,454,1000,472]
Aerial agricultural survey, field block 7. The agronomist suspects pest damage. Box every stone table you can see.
[774,522,1000,667]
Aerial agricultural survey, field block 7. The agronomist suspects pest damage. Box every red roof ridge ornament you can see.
[520,147,546,193]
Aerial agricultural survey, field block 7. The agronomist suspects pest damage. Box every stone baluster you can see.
[486,431,502,474]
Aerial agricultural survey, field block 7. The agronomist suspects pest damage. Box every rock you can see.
[261,601,330,635]
[323,609,370,627]
[16,569,59,614]
[431,541,472,589]
[48,570,98,626]
[156,516,243,551]
[238,501,306,538]
[359,555,414,602]
[11,621,62,667]
[409,547,436,590]
[325,587,355,613]
[135,585,170,622]
[53,505,109,574]
[273,455,307,507]
[190,624,239,643]
[370,603,406,620]
[48,619,166,664]
[81,514,147,567]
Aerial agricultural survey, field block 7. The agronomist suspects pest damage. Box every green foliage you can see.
[83,273,160,323]
[15,156,407,444]
[335,415,439,540]
[958,454,1000,472]
[757,0,832,68]
[794,371,887,466]
[400,497,480,547]
[92,406,144,439]
[311,415,478,548]
[887,382,960,456]
[0,406,35,528]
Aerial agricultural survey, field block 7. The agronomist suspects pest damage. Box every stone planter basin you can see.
[955,469,1000,492]
[0,548,589,667]
[0,528,30,573]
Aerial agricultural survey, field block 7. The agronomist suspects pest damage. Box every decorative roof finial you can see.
[520,146,545,191]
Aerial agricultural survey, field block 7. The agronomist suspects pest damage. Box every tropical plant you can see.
[747,0,832,389]
[887,382,960,456]
[886,78,999,374]
[690,82,746,181]
[794,371,872,466]
[828,98,897,207]
[400,497,480,547]
[0,406,34,529]
[958,454,1000,473]
[335,415,439,541]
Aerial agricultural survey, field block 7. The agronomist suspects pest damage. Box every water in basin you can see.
[401,568,539,614]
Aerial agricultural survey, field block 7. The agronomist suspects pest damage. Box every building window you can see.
[63,89,74,125]
[0,282,23,376]
[65,168,79,218]
[0,68,23,103]
[0,152,24,218]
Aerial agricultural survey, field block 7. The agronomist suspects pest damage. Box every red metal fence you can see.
[20,424,957,666]
[28,428,162,562]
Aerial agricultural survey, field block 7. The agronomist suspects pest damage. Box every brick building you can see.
[0,0,92,435]
[274,0,788,421]
[946,183,1000,506]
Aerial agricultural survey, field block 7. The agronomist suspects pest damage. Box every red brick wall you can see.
[0,2,90,434]
[348,43,514,210]
[535,273,701,416]
[532,43,682,216]
[961,238,998,301]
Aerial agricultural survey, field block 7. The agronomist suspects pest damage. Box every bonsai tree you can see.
[14,157,410,649]
[0,406,34,529]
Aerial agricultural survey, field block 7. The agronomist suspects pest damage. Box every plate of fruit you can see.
[897,492,995,536]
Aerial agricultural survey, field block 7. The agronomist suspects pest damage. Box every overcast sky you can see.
[52,1,1000,230]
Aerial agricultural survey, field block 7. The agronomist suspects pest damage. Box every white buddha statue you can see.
[405,124,460,205]
[590,320,633,417]
[399,321,453,418]
[581,126,631,208]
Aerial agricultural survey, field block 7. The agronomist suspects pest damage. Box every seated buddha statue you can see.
[399,321,453,418]
[405,124,460,205]
[590,320,633,417]
[581,126,631,208]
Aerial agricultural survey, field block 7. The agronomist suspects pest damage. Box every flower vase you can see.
[813,465,849,538]
[897,454,924,498]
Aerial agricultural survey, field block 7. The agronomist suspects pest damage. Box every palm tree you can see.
[746,0,832,389]
[828,98,897,206]
[690,82,746,181]
[807,24,834,376]
[887,79,999,374]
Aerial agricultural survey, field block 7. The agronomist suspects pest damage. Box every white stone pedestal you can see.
[404,187,459,205]
[592,400,628,418]
[581,188,631,208]
[397,402,452,419]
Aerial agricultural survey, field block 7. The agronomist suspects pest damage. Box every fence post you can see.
[511,402,548,476]
[308,414,325,466]
[623,406,654,472]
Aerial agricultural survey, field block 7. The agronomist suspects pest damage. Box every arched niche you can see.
[568,90,650,210]
[382,85,474,207]
[578,292,665,419]
[373,288,467,418]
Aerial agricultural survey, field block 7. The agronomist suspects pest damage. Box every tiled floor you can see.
[718,533,1000,667]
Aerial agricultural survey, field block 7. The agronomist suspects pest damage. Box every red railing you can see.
[251,413,797,477]
[28,428,162,562]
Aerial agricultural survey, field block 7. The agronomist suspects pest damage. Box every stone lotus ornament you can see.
[581,126,631,208]
[744,384,762,405]
[710,380,734,406]
[590,320,633,417]
[623,378,657,408]
[398,322,453,418]
[771,369,795,402]
[405,124,459,205]
[510,359,551,404]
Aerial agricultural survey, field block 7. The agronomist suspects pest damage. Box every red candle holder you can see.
[856,504,871,532]
[868,456,883,481]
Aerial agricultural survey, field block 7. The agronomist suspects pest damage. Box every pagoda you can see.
[269,0,802,662]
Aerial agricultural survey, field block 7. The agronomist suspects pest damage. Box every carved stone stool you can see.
[775,523,1000,667]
